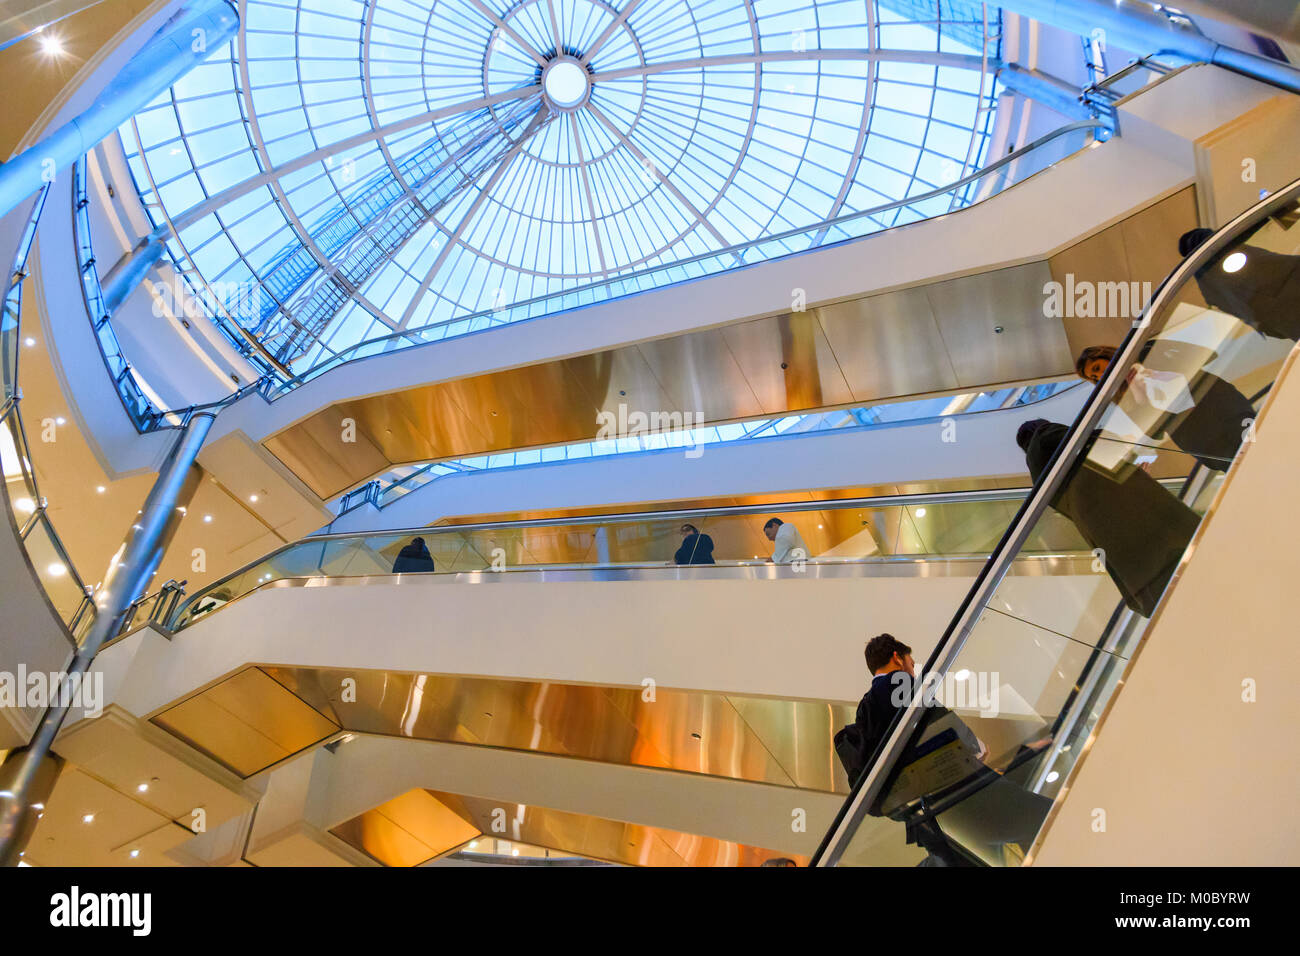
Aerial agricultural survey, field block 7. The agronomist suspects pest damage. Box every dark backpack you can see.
[834,695,879,788]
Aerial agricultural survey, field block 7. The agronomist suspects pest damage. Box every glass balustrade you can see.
[817,179,1300,867]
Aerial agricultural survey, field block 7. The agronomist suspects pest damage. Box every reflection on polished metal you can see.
[0,410,215,864]
[331,787,806,867]
[815,177,1300,867]
[151,665,856,792]
[261,191,1198,499]
[262,263,1070,498]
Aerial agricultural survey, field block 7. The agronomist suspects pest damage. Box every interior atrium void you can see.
[0,0,1298,890]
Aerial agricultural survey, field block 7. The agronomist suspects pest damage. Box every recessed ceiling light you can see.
[129,849,140,859]
[47,562,66,577]
[1222,252,1247,274]
[82,813,94,824]
[203,515,212,523]
[24,337,35,347]
[14,498,35,514]
[39,34,64,55]
[249,494,258,503]
[55,417,66,425]
[96,486,106,494]
[1045,771,1060,783]
[915,508,927,517]
[137,783,149,793]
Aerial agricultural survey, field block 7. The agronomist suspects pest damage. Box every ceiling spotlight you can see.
[55,417,66,426]
[915,507,927,517]
[14,497,35,514]
[82,813,94,824]
[47,562,66,577]
[203,515,212,523]
[39,33,64,56]
[96,485,106,494]
[137,783,149,793]
[129,849,140,859]
[249,494,258,503]
[1222,252,1247,274]
[24,337,35,347]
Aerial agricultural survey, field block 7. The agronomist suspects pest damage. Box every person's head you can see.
[760,857,798,867]
[1178,227,1215,258]
[864,633,914,677]
[412,537,425,548]
[762,517,784,541]
[680,523,698,538]
[1075,345,1116,384]
[1016,418,1050,453]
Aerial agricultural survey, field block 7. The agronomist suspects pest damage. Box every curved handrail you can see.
[261,118,1107,397]
[166,483,1127,630]
[2,183,95,642]
[812,175,1300,866]
[72,158,159,431]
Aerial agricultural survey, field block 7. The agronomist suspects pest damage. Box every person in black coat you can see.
[1076,342,1254,472]
[673,524,715,565]
[392,536,435,573]
[1017,419,1200,617]
[1180,227,1300,341]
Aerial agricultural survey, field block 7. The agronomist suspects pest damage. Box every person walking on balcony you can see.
[764,517,808,565]
[674,523,715,565]
[392,536,435,573]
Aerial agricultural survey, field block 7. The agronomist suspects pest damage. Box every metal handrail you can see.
[262,117,1107,397]
[812,174,1300,866]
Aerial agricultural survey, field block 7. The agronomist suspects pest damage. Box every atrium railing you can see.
[359,382,1082,514]
[262,117,1108,397]
[73,158,159,432]
[813,176,1300,867]
[168,486,1113,630]
[2,183,94,643]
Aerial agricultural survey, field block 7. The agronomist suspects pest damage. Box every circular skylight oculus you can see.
[542,58,591,111]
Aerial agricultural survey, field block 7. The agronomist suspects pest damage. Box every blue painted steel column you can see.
[0,0,239,220]
[998,0,1300,93]
[101,231,167,312]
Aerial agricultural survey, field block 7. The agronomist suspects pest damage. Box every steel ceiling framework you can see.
[120,0,1002,368]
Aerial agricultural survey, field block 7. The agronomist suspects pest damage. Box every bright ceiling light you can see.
[203,514,213,523]
[14,497,35,514]
[96,485,106,494]
[129,849,141,858]
[47,562,66,577]
[137,783,149,792]
[23,337,35,347]
[1222,252,1247,273]
[40,34,64,55]
[82,813,94,824]
[915,507,927,517]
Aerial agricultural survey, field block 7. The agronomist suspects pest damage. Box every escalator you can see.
[813,178,1300,867]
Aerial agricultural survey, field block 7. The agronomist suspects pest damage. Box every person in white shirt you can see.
[763,518,808,564]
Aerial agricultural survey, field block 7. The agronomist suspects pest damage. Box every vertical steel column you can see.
[0,0,239,220]
[0,409,216,865]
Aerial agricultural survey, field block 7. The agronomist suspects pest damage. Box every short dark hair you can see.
[864,633,912,673]
[1178,227,1215,258]
[680,523,698,534]
[763,517,784,531]
[1075,344,1116,378]
[412,537,425,546]
[1016,418,1050,453]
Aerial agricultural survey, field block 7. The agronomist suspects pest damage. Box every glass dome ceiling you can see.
[120,0,1001,370]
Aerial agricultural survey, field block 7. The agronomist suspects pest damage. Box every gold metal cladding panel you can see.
[249,667,856,793]
[330,789,481,867]
[263,195,1197,500]
[331,788,807,867]
[151,667,340,777]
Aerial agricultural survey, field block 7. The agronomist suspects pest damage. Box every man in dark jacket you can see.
[1180,227,1300,341]
[1017,418,1200,616]
[392,536,435,573]
[1076,342,1254,472]
[674,524,715,565]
